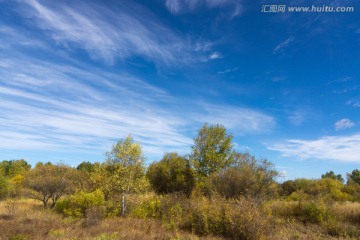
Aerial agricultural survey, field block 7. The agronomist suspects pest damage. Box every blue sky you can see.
[0,0,359,180]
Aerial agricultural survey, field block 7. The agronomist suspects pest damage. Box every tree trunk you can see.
[122,195,126,217]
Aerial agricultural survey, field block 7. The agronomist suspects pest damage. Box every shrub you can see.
[300,200,333,223]
[82,206,106,227]
[55,189,105,217]
[181,196,273,239]
[130,195,162,219]
[0,174,9,199]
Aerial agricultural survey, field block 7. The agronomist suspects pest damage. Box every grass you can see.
[267,199,360,239]
[0,199,222,240]
[1,198,359,240]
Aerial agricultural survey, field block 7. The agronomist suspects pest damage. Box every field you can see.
[1,199,359,240]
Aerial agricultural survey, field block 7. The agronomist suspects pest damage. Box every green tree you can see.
[321,171,344,183]
[77,161,95,172]
[147,152,195,197]
[24,164,77,208]
[347,169,360,185]
[191,123,234,179]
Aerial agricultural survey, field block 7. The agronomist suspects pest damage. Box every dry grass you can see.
[0,199,223,240]
[266,200,360,240]
[1,199,359,240]
[333,201,360,224]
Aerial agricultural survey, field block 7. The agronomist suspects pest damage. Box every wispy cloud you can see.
[209,52,222,60]
[195,104,276,134]
[268,134,360,163]
[0,0,275,164]
[218,67,238,74]
[0,50,274,161]
[20,0,195,65]
[288,109,308,126]
[0,53,192,158]
[273,37,295,54]
[165,0,243,17]
[346,99,360,108]
[335,119,355,131]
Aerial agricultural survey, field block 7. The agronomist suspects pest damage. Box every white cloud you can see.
[268,134,360,163]
[21,0,192,65]
[209,52,222,60]
[0,53,274,161]
[0,55,193,159]
[165,0,242,17]
[335,118,355,130]
[273,36,294,54]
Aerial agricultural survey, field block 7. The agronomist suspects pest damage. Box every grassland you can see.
[1,198,359,240]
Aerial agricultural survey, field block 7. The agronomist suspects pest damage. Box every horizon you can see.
[1,0,359,180]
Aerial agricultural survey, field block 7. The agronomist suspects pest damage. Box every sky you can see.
[0,0,359,180]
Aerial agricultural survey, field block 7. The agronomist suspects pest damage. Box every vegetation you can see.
[147,152,195,197]
[0,123,359,239]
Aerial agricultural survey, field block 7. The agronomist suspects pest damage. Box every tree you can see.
[191,123,234,179]
[101,135,148,216]
[147,152,195,197]
[347,169,360,185]
[24,164,76,208]
[211,152,278,199]
[0,174,9,200]
[77,161,95,173]
[106,135,143,166]
[321,171,344,183]
[0,159,31,178]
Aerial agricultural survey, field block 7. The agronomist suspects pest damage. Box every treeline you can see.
[1,123,359,239]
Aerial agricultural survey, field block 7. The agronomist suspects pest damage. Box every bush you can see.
[182,196,273,239]
[269,198,334,224]
[130,195,162,219]
[55,189,105,217]
[0,174,9,199]
[82,206,106,227]
[300,200,333,223]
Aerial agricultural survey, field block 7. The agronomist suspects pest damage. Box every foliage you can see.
[55,189,105,217]
[269,198,335,224]
[77,161,96,172]
[130,194,162,219]
[191,123,234,179]
[102,135,147,197]
[280,178,354,202]
[347,169,360,185]
[23,164,76,208]
[343,184,360,201]
[182,196,273,239]
[0,174,9,200]
[106,135,143,166]
[91,163,148,200]
[91,136,149,216]
[147,152,195,197]
[0,159,31,178]
[321,171,344,183]
[211,152,278,200]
